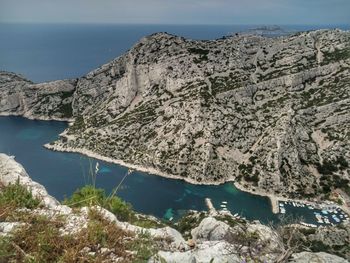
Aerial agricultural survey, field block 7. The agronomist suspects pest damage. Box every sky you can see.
[0,0,349,25]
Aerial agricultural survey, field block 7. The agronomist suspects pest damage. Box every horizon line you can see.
[1,22,350,27]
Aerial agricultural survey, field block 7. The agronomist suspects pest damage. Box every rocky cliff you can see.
[0,71,76,120]
[0,29,349,199]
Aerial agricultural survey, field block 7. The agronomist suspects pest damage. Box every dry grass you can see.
[0,180,157,262]
[0,212,134,262]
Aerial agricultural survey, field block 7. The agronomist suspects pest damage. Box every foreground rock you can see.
[0,153,349,262]
[290,252,348,263]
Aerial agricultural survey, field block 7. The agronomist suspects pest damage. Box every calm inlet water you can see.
[0,116,278,223]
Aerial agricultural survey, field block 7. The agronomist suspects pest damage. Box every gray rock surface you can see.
[0,71,76,120]
[191,216,230,241]
[154,241,240,263]
[0,153,71,214]
[290,252,349,263]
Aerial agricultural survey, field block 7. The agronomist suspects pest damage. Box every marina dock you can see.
[270,195,280,214]
[205,198,217,215]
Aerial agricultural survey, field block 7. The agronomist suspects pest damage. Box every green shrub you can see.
[175,212,206,239]
[64,185,135,222]
[0,179,40,209]
[188,48,209,55]
[128,231,156,262]
[317,160,338,175]
[337,156,349,169]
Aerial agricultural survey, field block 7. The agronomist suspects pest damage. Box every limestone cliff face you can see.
[1,29,350,198]
[0,71,77,120]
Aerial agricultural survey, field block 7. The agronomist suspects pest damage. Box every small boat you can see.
[317,218,324,224]
[222,201,228,204]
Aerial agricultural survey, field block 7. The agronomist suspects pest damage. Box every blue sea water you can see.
[0,23,349,224]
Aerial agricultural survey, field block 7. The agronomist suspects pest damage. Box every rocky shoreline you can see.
[0,112,73,122]
[44,142,234,186]
[45,141,350,220]
[1,153,350,262]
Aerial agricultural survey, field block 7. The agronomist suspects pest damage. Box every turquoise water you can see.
[0,116,332,225]
[0,116,279,223]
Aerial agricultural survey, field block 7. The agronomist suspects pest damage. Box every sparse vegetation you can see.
[175,211,206,239]
[64,185,135,222]
[0,179,40,210]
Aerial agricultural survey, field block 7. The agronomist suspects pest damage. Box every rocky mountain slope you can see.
[1,29,349,199]
[1,153,349,262]
[0,72,76,120]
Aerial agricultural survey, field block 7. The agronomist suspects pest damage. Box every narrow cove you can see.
[0,116,319,224]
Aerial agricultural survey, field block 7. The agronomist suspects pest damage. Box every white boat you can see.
[220,204,226,208]
[222,201,228,204]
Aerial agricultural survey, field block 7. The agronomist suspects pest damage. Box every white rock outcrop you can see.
[0,153,71,214]
[290,252,349,263]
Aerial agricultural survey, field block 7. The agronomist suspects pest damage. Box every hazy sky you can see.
[1,0,349,25]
